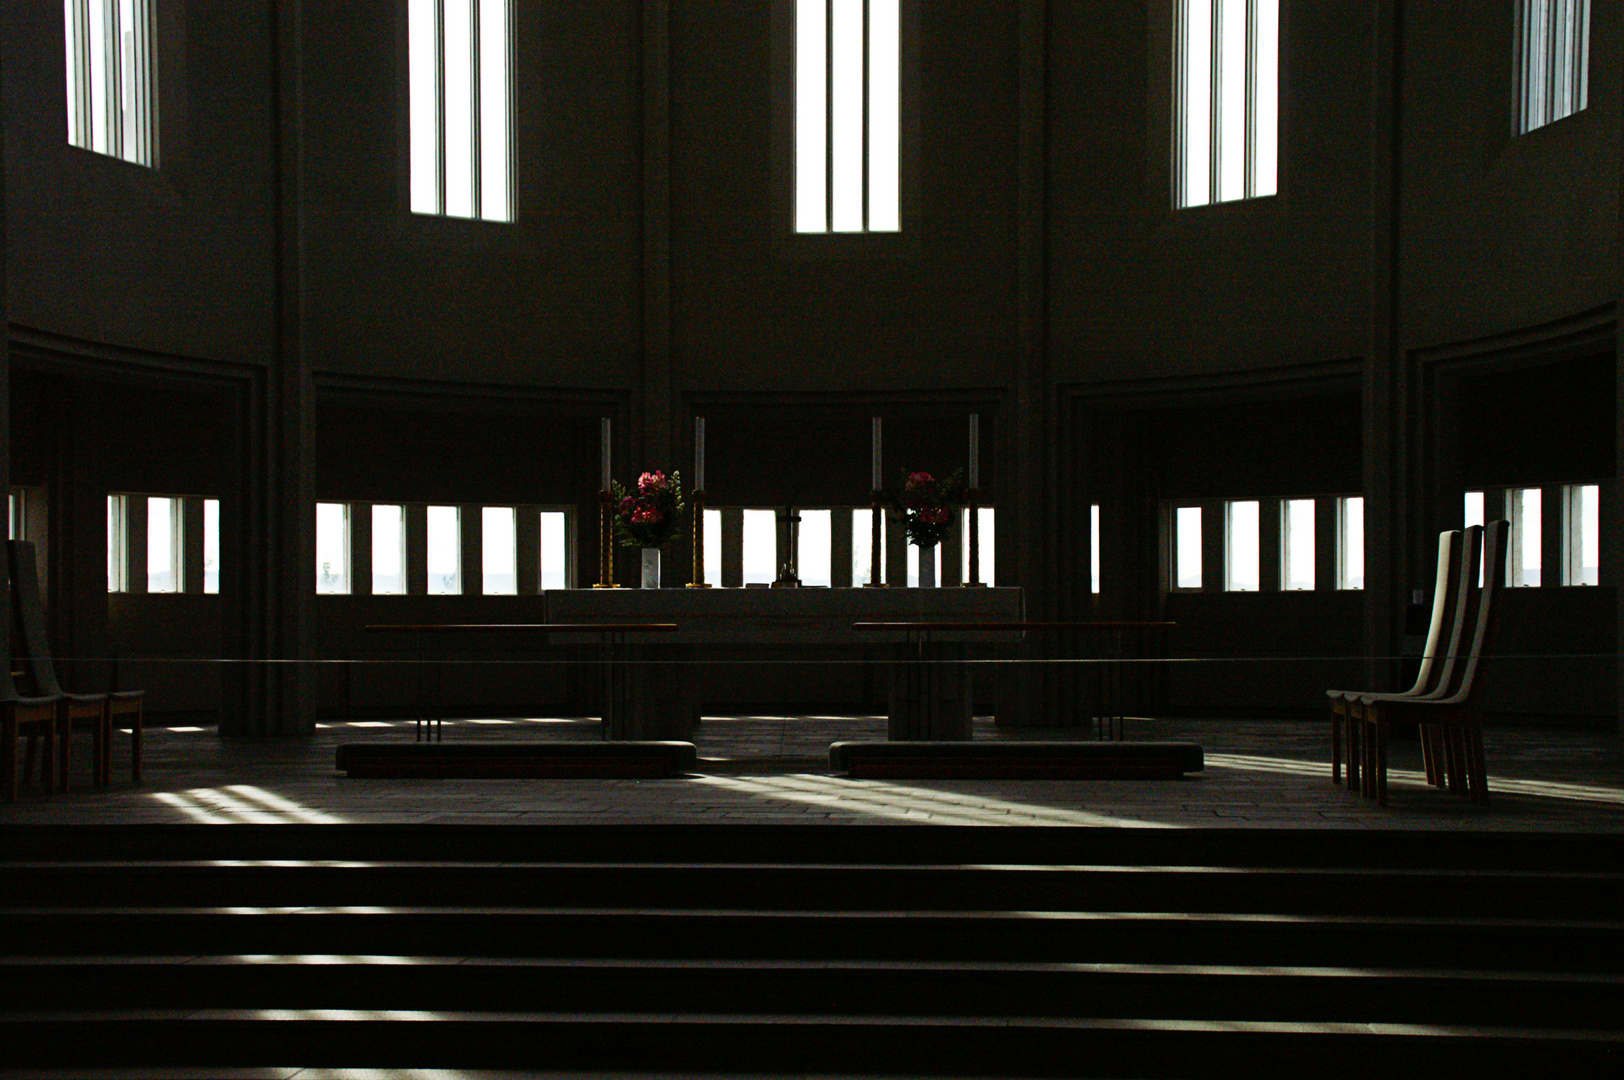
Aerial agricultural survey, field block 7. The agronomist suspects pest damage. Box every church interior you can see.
[2,1,1622,1076]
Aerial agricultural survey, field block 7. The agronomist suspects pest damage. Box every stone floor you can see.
[4,713,1621,831]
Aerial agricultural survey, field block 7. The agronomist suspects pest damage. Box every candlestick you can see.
[694,416,706,492]
[600,418,612,492]
[871,417,882,491]
[968,414,980,489]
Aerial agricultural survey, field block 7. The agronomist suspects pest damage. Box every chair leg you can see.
[1331,708,1343,785]
[3,717,18,802]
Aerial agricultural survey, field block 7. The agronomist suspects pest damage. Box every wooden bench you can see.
[335,740,698,779]
[829,740,1204,779]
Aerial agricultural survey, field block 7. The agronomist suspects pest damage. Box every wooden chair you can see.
[1359,519,1508,806]
[1326,529,1462,790]
[7,541,114,792]
[2,660,60,802]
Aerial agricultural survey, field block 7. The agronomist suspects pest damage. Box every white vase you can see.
[918,543,937,588]
[641,547,661,589]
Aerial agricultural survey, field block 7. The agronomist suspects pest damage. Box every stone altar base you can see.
[335,741,697,778]
[829,740,1204,779]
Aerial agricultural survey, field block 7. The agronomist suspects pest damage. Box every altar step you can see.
[2,825,1620,1077]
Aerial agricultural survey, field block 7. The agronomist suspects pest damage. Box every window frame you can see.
[63,0,157,168]
[771,0,921,257]
[1171,0,1280,210]
[1514,0,1591,135]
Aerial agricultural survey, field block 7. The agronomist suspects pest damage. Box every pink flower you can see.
[631,506,664,524]
[919,507,949,525]
[618,496,636,514]
[905,472,934,490]
[638,471,667,493]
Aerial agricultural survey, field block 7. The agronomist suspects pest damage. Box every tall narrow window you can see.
[1090,504,1101,594]
[315,502,350,595]
[63,0,154,166]
[1563,484,1599,586]
[373,504,407,595]
[410,0,512,221]
[1464,490,1486,585]
[798,509,833,587]
[107,494,128,593]
[539,509,569,590]
[704,508,722,587]
[1337,496,1364,590]
[1175,0,1277,208]
[482,506,517,594]
[1225,500,1260,591]
[426,505,462,594]
[203,499,220,594]
[1174,505,1202,589]
[959,507,995,587]
[1517,0,1590,133]
[1282,499,1314,590]
[1510,488,1542,587]
[742,509,777,585]
[796,0,900,233]
[147,496,181,593]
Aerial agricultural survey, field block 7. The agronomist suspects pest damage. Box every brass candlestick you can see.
[863,492,888,587]
[593,489,621,587]
[963,489,987,586]
[687,490,712,586]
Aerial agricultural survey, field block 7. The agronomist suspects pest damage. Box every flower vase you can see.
[640,547,661,589]
[918,543,937,588]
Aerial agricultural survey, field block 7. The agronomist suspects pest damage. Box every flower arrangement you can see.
[893,468,965,547]
[610,470,685,548]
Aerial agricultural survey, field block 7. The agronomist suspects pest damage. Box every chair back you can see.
[1447,518,1509,704]
[1423,525,1482,701]
[1406,529,1463,696]
[6,540,63,698]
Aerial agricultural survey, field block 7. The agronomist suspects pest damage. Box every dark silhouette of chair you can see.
[2,659,59,802]
[1359,519,1508,806]
[7,540,140,792]
[1327,528,1463,790]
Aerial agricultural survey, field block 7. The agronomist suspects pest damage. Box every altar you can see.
[543,587,1025,740]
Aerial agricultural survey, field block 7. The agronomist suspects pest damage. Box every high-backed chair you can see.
[2,657,60,802]
[7,540,119,792]
[1359,519,1508,806]
[1326,529,1463,790]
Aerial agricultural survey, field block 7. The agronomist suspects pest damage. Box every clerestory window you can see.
[1174,0,1277,208]
[408,0,513,222]
[1516,0,1590,133]
[795,0,900,233]
[63,0,155,167]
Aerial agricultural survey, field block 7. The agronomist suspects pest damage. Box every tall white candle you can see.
[694,417,706,491]
[601,418,612,491]
[871,417,882,491]
[968,414,980,489]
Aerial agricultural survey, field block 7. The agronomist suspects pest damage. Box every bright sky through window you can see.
[64,0,154,166]
[1176,0,1277,207]
[204,499,220,594]
[409,0,512,221]
[482,506,517,594]
[743,510,777,584]
[147,496,180,593]
[1175,506,1201,589]
[372,505,406,595]
[1513,488,1542,587]
[796,0,900,232]
[1339,497,1364,590]
[540,510,569,590]
[798,509,833,587]
[426,505,461,594]
[315,503,350,594]
[1225,501,1259,591]
[1283,499,1314,590]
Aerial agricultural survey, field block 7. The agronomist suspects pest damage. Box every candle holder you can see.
[963,489,987,586]
[863,492,888,587]
[593,489,621,588]
[687,490,712,587]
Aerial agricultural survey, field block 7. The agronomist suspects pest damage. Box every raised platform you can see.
[829,740,1205,779]
[335,740,697,778]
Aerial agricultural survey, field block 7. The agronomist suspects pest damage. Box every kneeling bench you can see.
[336,741,697,779]
[829,740,1203,779]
